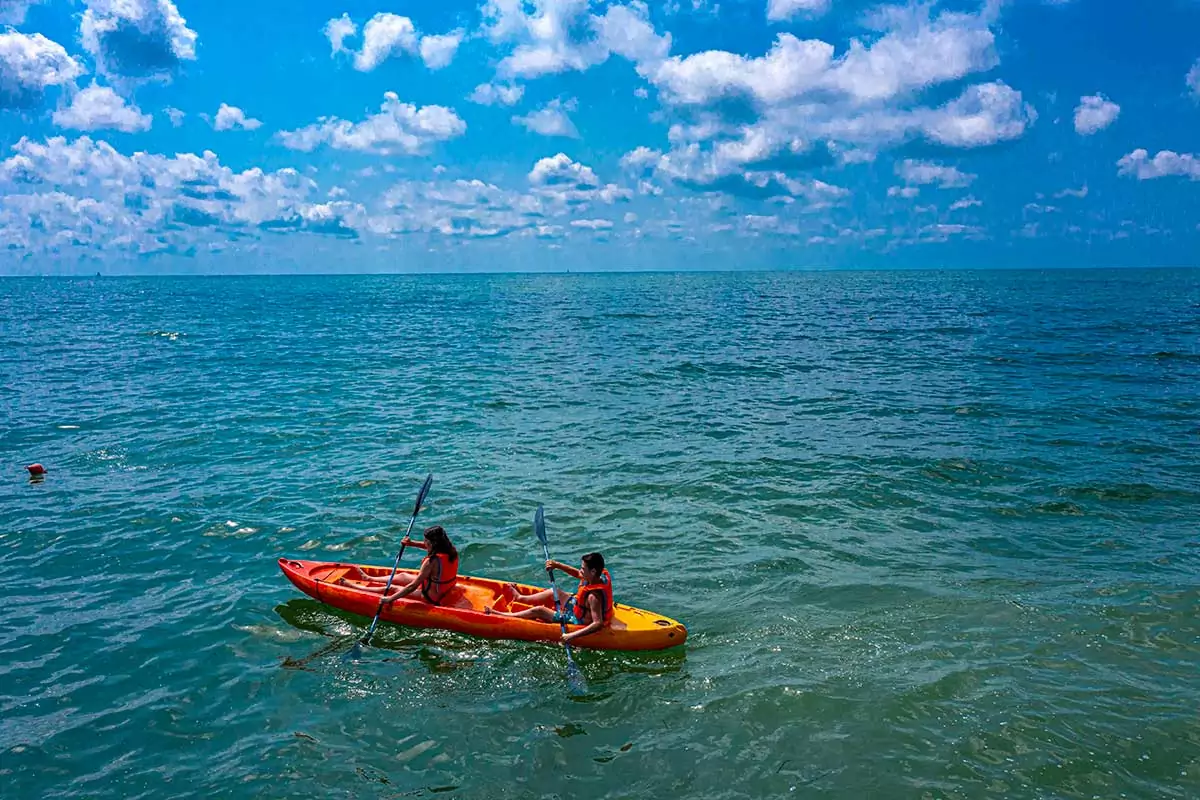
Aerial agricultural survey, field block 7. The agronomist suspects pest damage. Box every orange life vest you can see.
[421,552,458,603]
[572,569,613,624]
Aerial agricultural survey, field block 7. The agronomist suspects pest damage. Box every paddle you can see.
[344,472,434,661]
[533,505,587,695]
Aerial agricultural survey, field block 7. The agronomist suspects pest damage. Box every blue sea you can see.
[2,268,1198,799]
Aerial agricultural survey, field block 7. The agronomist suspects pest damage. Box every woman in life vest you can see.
[486,552,613,644]
[339,525,459,605]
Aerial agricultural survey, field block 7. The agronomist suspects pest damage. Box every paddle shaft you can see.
[540,539,578,659]
[361,514,420,643]
[360,473,433,646]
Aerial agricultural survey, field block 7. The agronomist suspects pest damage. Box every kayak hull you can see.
[277,558,688,652]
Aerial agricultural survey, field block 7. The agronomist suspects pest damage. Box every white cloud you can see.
[212,103,262,131]
[1188,59,1200,99]
[593,2,671,64]
[513,98,579,137]
[419,30,464,70]
[624,7,1029,197]
[767,0,830,22]
[0,0,45,25]
[324,13,357,55]
[355,13,418,71]
[0,31,83,108]
[81,0,198,79]
[888,186,919,198]
[650,9,996,107]
[164,106,184,126]
[919,81,1035,147]
[1054,185,1087,199]
[895,159,975,188]
[0,135,366,255]
[529,152,600,188]
[1117,149,1200,181]
[528,152,632,206]
[53,85,152,132]
[469,82,524,106]
[1073,94,1119,135]
[570,218,614,230]
[949,195,982,210]
[277,92,466,155]
[485,0,671,79]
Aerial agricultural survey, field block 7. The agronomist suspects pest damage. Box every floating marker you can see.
[26,463,46,476]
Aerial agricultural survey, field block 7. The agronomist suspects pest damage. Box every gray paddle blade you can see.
[566,658,588,696]
[534,504,547,547]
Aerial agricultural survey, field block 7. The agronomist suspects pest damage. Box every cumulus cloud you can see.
[1188,59,1200,99]
[277,92,466,155]
[895,159,975,188]
[419,30,464,70]
[767,0,830,22]
[918,81,1035,147]
[1073,94,1119,135]
[484,0,670,79]
[469,82,524,106]
[164,106,184,126]
[529,152,601,188]
[1117,149,1200,181]
[324,13,356,55]
[650,8,996,107]
[528,152,632,205]
[617,7,1032,199]
[325,12,464,72]
[81,0,198,79]
[513,98,579,137]
[0,135,365,256]
[212,103,262,131]
[52,84,152,132]
[355,13,418,71]
[888,186,919,198]
[0,31,83,109]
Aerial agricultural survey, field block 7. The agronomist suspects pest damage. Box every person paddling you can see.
[339,525,459,605]
[486,553,613,644]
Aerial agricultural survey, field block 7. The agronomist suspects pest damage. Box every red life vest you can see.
[421,552,458,603]
[572,569,613,624]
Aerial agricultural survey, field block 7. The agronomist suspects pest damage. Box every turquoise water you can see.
[2,269,1198,799]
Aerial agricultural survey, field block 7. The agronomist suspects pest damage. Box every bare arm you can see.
[386,558,431,601]
[545,559,581,579]
[401,536,428,552]
[562,594,605,643]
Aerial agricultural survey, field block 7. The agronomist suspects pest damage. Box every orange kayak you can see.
[278,558,688,651]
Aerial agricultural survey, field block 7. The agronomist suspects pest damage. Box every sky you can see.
[0,0,1198,274]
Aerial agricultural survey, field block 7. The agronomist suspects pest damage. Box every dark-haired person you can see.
[339,525,459,605]
[485,553,613,644]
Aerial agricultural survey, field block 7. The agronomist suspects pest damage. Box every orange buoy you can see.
[26,463,46,476]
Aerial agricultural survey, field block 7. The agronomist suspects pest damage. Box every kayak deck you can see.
[277,558,687,652]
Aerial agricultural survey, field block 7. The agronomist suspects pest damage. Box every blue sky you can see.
[0,0,1198,273]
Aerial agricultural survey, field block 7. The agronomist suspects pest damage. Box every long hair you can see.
[423,525,458,562]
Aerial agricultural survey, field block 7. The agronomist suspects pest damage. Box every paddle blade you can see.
[533,504,547,548]
[343,640,364,661]
[412,473,433,517]
[566,657,588,696]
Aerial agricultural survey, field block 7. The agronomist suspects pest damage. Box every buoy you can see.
[26,463,46,476]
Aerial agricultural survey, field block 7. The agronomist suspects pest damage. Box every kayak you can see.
[277,558,688,652]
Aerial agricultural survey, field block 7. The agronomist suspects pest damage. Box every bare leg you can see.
[342,573,415,595]
[486,605,558,622]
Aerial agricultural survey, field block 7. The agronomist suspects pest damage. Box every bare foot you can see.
[484,606,493,615]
